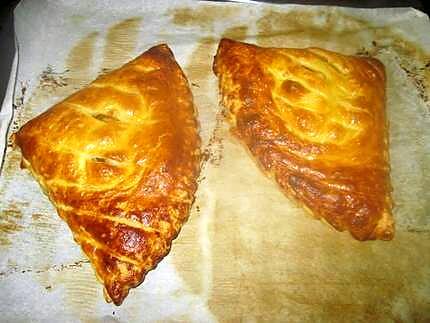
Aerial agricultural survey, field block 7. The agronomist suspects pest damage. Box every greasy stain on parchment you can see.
[0,205,24,246]
[222,25,248,42]
[66,31,99,87]
[102,17,142,72]
[1,148,22,182]
[172,6,235,31]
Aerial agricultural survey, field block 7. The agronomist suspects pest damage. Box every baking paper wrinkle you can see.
[0,0,429,322]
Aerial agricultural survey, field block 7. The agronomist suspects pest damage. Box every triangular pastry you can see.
[14,44,201,304]
[213,39,393,241]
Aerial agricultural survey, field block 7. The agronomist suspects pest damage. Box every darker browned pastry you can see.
[213,38,393,241]
[14,44,201,305]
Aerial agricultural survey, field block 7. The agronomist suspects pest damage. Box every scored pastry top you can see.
[15,44,201,305]
[214,38,393,241]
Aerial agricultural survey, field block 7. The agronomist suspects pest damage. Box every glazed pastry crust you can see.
[15,44,201,304]
[213,38,393,241]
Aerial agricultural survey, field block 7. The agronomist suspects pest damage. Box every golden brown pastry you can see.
[14,44,201,304]
[213,38,393,241]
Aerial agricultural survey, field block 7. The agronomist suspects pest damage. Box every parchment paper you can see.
[0,0,429,322]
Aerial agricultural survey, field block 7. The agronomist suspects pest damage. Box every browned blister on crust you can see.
[15,44,201,305]
[213,38,393,241]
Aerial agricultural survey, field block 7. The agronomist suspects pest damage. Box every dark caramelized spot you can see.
[281,80,308,98]
[93,156,107,163]
[92,113,119,122]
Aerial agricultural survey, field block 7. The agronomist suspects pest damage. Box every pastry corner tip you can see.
[217,37,244,50]
[142,43,175,60]
[103,282,129,306]
[373,221,395,241]
[360,211,395,241]
[373,209,395,241]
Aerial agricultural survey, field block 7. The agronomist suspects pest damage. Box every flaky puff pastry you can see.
[14,44,201,304]
[213,39,393,241]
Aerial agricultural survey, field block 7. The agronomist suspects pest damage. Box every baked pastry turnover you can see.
[213,39,393,241]
[14,44,201,304]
